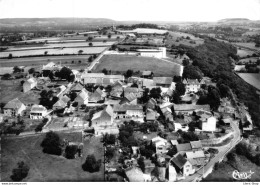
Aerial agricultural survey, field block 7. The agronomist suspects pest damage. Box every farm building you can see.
[153,77,173,87]
[23,78,37,92]
[113,104,144,122]
[74,89,89,105]
[3,98,26,117]
[30,105,48,119]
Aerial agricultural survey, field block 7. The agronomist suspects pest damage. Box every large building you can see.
[137,47,166,59]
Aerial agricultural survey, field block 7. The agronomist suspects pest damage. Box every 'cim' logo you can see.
[232,170,254,180]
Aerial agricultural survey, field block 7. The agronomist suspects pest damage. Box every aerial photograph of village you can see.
[0,0,260,183]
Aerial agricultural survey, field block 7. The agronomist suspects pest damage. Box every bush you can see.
[10,161,30,181]
[65,145,78,159]
[82,155,101,173]
[41,131,62,155]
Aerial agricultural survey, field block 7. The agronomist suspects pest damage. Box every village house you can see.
[81,72,124,86]
[74,89,89,105]
[3,98,26,117]
[190,140,203,151]
[183,79,202,93]
[200,116,217,132]
[185,150,206,168]
[218,98,236,114]
[146,98,157,110]
[124,87,143,98]
[170,153,195,178]
[146,108,157,121]
[23,78,37,93]
[176,143,192,153]
[113,104,144,122]
[53,99,67,110]
[142,71,153,79]
[70,82,84,92]
[125,167,145,182]
[88,88,106,104]
[153,77,173,88]
[30,104,48,119]
[152,136,168,154]
[91,105,118,135]
[167,163,178,181]
[173,104,210,115]
[119,93,138,105]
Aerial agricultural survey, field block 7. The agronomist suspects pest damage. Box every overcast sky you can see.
[0,0,260,22]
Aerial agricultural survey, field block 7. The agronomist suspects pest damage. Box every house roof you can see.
[75,89,89,102]
[171,153,188,169]
[53,99,67,108]
[186,150,205,159]
[4,98,25,110]
[188,158,205,166]
[146,109,157,120]
[160,102,173,109]
[152,136,167,144]
[104,99,121,105]
[125,167,145,182]
[176,143,192,152]
[71,83,84,91]
[171,140,179,146]
[190,140,202,149]
[89,91,102,102]
[60,95,70,103]
[142,71,152,76]
[142,78,155,87]
[125,93,137,102]
[153,77,173,85]
[124,87,143,93]
[92,105,113,121]
[183,79,200,85]
[30,105,47,112]
[26,78,37,84]
[105,75,124,80]
[113,104,143,111]
[173,104,210,112]
[81,72,105,78]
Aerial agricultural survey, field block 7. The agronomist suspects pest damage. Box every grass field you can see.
[0,47,107,58]
[0,55,91,67]
[165,31,204,47]
[6,42,115,52]
[235,42,260,51]
[203,155,260,182]
[0,80,40,104]
[94,54,183,77]
[237,49,255,58]
[237,73,260,90]
[1,133,104,182]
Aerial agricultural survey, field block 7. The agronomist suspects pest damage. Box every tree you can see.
[182,59,190,66]
[102,68,108,75]
[82,155,101,172]
[56,67,74,82]
[28,68,35,74]
[131,83,138,88]
[10,161,30,181]
[2,73,11,80]
[140,88,149,104]
[182,65,203,80]
[65,145,78,159]
[102,133,116,145]
[175,82,186,96]
[107,34,112,39]
[41,131,62,155]
[105,147,115,161]
[150,87,161,100]
[8,53,13,59]
[13,66,22,73]
[89,42,93,47]
[207,87,221,111]
[137,156,145,172]
[125,69,133,78]
[171,91,181,104]
[167,146,177,157]
[88,56,93,63]
[78,50,83,55]
[44,51,48,55]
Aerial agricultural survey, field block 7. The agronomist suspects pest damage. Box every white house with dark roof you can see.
[183,79,202,93]
[23,78,37,92]
[3,98,26,117]
[30,105,48,119]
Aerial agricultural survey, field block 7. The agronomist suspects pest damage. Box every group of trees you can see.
[39,90,58,109]
[41,131,62,156]
[35,118,49,132]
[82,154,101,173]
[235,142,260,166]
[118,121,138,147]
[170,82,186,104]
[10,161,30,181]
[55,67,75,82]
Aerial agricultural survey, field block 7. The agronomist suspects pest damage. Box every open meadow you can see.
[94,54,183,77]
[1,133,104,182]
[237,73,260,90]
[0,55,91,68]
[0,47,107,58]
[237,48,255,58]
